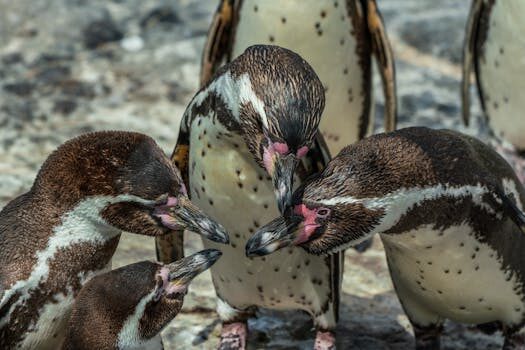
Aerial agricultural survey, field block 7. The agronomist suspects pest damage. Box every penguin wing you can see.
[364,0,397,132]
[154,124,191,264]
[200,0,239,86]
[496,189,525,234]
[461,0,484,126]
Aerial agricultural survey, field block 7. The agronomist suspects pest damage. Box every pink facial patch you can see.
[157,266,188,298]
[296,146,309,158]
[263,146,276,174]
[180,184,188,196]
[293,204,320,244]
[273,142,289,155]
[153,196,179,229]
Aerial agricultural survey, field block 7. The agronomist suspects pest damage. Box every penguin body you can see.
[202,0,396,155]
[62,249,222,350]
[249,127,525,349]
[463,0,525,150]
[0,132,228,349]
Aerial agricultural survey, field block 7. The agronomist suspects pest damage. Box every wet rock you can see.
[59,80,95,99]
[35,65,71,86]
[3,82,34,97]
[2,53,23,65]
[53,99,77,115]
[140,6,181,29]
[83,18,123,49]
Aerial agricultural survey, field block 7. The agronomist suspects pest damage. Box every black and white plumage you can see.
[62,249,222,350]
[248,127,525,349]
[201,0,397,156]
[462,0,525,151]
[156,45,342,349]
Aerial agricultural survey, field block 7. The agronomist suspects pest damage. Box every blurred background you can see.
[0,0,497,349]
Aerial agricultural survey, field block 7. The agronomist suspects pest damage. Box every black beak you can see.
[272,155,298,214]
[166,249,222,286]
[245,215,302,257]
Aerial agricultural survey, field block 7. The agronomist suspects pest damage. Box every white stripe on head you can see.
[0,194,155,328]
[317,183,497,234]
[117,290,156,349]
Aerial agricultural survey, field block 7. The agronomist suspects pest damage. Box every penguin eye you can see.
[316,208,330,218]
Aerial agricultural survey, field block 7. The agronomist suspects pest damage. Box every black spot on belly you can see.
[500,47,504,54]
[274,267,279,272]
[209,199,214,206]
[231,243,237,248]
[257,285,263,293]
[317,29,323,36]
[248,228,254,233]
[343,68,348,75]
[292,275,297,280]
[460,242,465,247]
[493,102,499,109]
[425,245,432,249]
[340,38,345,45]
[457,269,462,275]
[237,277,242,282]
[263,203,268,209]
[201,186,205,193]
[233,143,239,148]
[479,298,484,302]
[281,17,286,24]
[234,233,240,238]
[254,5,258,12]
[269,35,275,42]
[289,293,294,298]
[427,261,432,265]
[320,10,326,18]
[315,22,320,29]
[334,1,339,8]
[438,290,443,294]
[305,260,310,266]
[201,172,206,181]
[253,186,258,193]
[253,220,260,228]
[207,143,211,149]
[237,182,243,189]
[258,174,263,181]
[459,306,466,310]
[201,150,206,157]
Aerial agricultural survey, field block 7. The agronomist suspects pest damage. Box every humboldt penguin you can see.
[248,127,525,349]
[156,45,341,349]
[201,0,397,155]
[0,131,229,349]
[62,249,222,350]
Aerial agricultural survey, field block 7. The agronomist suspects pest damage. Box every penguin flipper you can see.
[200,0,239,86]
[497,190,525,234]
[461,0,483,126]
[365,0,397,132]
[154,129,191,264]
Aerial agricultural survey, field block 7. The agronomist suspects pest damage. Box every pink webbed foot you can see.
[314,330,336,350]
[218,322,247,350]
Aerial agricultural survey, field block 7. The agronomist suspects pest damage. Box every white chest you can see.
[188,118,334,325]
[478,0,525,149]
[234,0,371,154]
[381,223,524,325]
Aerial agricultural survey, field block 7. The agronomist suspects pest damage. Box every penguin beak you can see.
[271,155,298,214]
[165,249,222,292]
[245,215,302,257]
[154,195,230,244]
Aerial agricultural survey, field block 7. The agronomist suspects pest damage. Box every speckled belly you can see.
[233,0,371,155]
[478,0,525,150]
[188,118,334,325]
[381,223,524,326]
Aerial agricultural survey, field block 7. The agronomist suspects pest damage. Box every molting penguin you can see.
[0,131,229,350]
[201,0,397,155]
[248,127,525,349]
[462,0,525,181]
[62,249,222,350]
[156,45,342,349]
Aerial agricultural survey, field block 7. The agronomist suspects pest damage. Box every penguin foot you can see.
[413,323,442,350]
[314,330,336,350]
[218,322,247,350]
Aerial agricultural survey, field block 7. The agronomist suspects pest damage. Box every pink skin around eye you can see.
[296,146,309,158]
[153,196,179,229]
[273,142,289,155]
[180,184,187,196]
[157,267,188,299]
[293,204,320,244]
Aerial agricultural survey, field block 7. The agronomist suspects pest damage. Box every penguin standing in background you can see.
[157,45,342,349]
[62,249,222,350]
[201,0,397,155]
[248,127,525,349]
[0,131,229,349]
[462,0,525,181]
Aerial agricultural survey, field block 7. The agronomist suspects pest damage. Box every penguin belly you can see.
[381,223,524,326]
[233,0,371,155]
[188,118,335,327]
[478,0,525,150]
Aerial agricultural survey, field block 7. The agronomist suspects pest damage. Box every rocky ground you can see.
[0,0,507,349]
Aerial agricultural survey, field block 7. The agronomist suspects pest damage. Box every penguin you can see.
[62,249,222,350]
[201,0,397,156]
[0,131,229,350]
[247,127,525,349]
[462,0,525,178]
[156,45,342,349]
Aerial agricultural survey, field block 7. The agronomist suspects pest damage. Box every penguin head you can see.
[246,144,390,257]
[206,45,325,213]
[64,249,222,349]
[34,131,229,243]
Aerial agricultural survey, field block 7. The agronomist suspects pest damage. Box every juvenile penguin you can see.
[462,0,525,179]
[0,131,229,349]
[248,127,525,349]
[156,45,342,349]
[62,249,222,350]
[201,0,397,155]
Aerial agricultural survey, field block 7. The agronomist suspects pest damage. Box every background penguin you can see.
[462,0,525,181]
[201,0,397,156]
[0,131,229,350]
[156,45,342,349]
[62,249,222,350]
[247,127,525,349]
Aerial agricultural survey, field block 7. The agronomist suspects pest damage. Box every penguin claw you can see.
[218,322,247,350]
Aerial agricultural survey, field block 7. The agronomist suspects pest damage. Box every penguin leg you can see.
[312,306,337,350]
[412,323,443,350]
[216,297,254,350]
[503,326,525,350]
[398,293,442,350]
